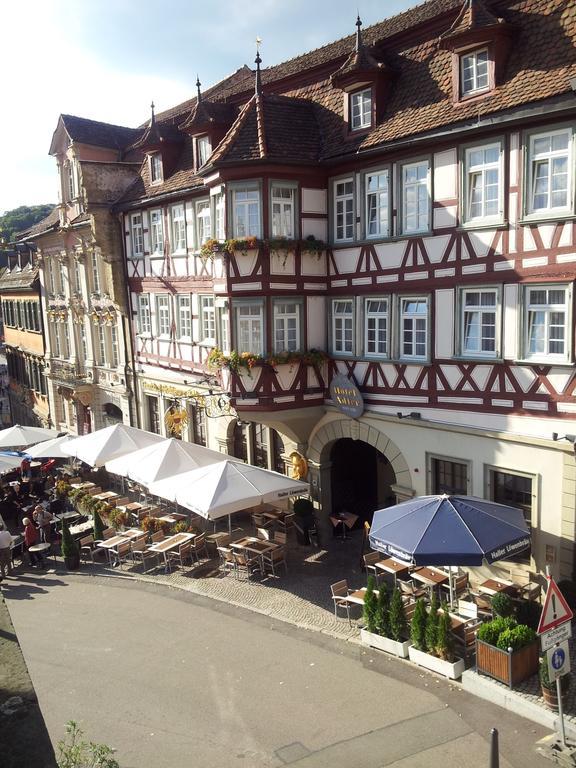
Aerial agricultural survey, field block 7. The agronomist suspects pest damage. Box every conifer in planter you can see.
[410,598,428,652]
[362,577,378,633]
[360,583,411,658]
[389,587,408,642]
[93,509,105,541]
[408,599,465,679]
[61,520,80,570]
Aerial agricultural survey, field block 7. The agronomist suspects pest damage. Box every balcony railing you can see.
[49,359,87,384]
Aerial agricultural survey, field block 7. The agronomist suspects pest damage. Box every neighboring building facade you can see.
[19,116,142,434]
[0,247,49,427]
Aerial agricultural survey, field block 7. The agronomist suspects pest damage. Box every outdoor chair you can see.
[330,580,354,623]
[452,619,482,667]
[109,540,131,569]
[252,512,273,530]
[130,538,158,572]
[363,551,382,583]
[233,551,261,580]
[521,582,542,602]
[94,527,115,545]
[149,530,165,545]
[470,591,493,619]
[274,531,287,546]
[276,513,295,536]
[262,546,288,577]
[191,533,207,563]
[168,542,192,570]
[79,534,95,563]
[217,546,236,577]
[256,527,271,541]
[440,572,469,600]
[402,599,417,623]
[398,578,427,600]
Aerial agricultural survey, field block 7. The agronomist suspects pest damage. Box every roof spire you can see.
[196,75,202,103]
[355,14,363,52]
[255,36,262,96]
[150,101,156,125]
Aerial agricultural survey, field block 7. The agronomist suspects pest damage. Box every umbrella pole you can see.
[449,569,455,609]
[228,514,232,534]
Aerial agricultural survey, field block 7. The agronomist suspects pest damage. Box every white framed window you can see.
[460,48,489,97]
[400,297,428,360]
[332,299,354,355]
[79,322,88,360]
[231,185,261,238]
[235,302,264,355]
[97,325,106,366]
[156,294,171,337]
[461,288,498,357]
[137,294,151,334]
[464,143,502,222]
[67,161,76,200]
[350,88,372,131]
[177,295,192,340]
[45,258,54,294]
[273,300,300,353]
[110,325,119,367]
[171,205,186,253]
[271,185,296,238]
[130,213,144,257]
[149,153,163,184]
[150,209,164,255]
[365,170,389,238]
[365,298,388,357]
[52,326,61,358]
[214,193,225,240]
[334,178,354,242]
[524,285,570,361]
[197,136,212,168]
[527,129,572,216]
[199,295,215,344]
[402,161,430,234]
[90,251,100,293]
[216,298,230,354]
[196,200,211,246]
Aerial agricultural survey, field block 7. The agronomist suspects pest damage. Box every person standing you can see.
[22,517,43,567]
[33,504,54,544]
[0,522,13,580]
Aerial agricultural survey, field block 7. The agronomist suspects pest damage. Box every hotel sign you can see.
[330,374,364,419]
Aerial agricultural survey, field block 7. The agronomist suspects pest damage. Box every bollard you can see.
[489,728,499,768]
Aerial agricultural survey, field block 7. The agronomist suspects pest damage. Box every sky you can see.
[1,0,417,215]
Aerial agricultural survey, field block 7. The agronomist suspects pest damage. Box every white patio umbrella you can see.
[25,434,76,459]
[61,424,164,467]
[0,424,59,448]
[148,460,309,522]
[105,438,231,487]
[0,454,26,473]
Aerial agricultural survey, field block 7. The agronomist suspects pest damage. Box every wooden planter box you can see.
[476,639,539,688]
[408,646,465,680]
[360,628,411,658]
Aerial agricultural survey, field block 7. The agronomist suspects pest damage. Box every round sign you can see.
[329,374,364,419]
[551,647,566,670]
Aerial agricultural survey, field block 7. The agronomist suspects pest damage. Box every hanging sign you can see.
[329,374,364,419]
[537,577,574,635]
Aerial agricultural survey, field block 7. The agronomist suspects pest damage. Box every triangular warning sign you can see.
[537,577,574,634]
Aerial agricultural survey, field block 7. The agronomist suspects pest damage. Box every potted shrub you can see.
[476,616,539,687]
[408,599,466,679]
[539,655,571,711]
[93,509,105,541]
[61,519,80,570]
[491,592,515,618]
[360,583,411,658]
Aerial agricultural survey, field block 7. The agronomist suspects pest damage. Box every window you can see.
[137,295,151,334]
[400,297,428,360]
[489,469,533,562]
[195,200,211,246]
[253,424,268,469]
[232,186,261,238]
[233,422,249,462]
[527,129,572,215]
[460,49,489,97]
[334,179,354,242]
[365,298,388,356]
[431,457,469,495]
[273,300,300,352]
[156,295,171,337]
[365,170,389,238]
[524,285,569,360]
[214,193,225,240]
[402,161,430,234]
[350,88,372,131]
[271,185,295,238]
[147,396,161,434]
[171,205,186,253]
[177,295,192,339]
[73,259,82,293]
[332,299,354,355]
[67,161,75,200]
[199,295,215,344]
[97,325,106,366]
[110,325,119,367]
[190,405,207,446]
[90,251,100,293]
[272,429,285,475]
[150,209,164,255]
[149,153,163,184]
[197,136,212,168]
[130,213,144,257]
[52,326,61,358]
[235,302,264,354]
[216,300,230,354]
[464,143,501,222]
[79,322,88,361]
[461,289,498,357]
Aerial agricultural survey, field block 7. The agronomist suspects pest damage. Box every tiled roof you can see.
[179,100,237,132]
[331,17,390,83]
[16,207,60,240]
[442,0,504,38]
[0,264,39,291]
[60,115,141,150]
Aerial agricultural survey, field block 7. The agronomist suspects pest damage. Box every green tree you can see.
[410,598,428,652]
[0,204,55,243]
[363,576,378,633]
[435,602,454,661]
[389,587,407,641]
[425,591,439,651]
[375,581,391,638]
[57,720,119,768]
[93,509,105,541]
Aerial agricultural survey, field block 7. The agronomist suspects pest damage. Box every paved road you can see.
[4,571,550,768]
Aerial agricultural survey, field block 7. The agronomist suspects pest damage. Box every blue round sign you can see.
[551,648,566,670]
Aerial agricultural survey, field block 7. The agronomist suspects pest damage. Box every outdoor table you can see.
[231,537,278,568]
[56,511,80,525]
[122,528,146,541]
[261,509,286,522]
[96,534,128,549]
[69,520,93,537]
[93,491,120,502]
[148,532,195,572]
[375,557,410,579]
[157,513,187,525]
[411,567,449,588]
[205,532,231,556]
[347,587,380,605]
[28,542,54,564]
[329,511,359,541]
[123,502,143,512]
[478,578,518,596]
[70,482,96,491]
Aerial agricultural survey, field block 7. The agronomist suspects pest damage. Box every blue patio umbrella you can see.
[369,494,530,568]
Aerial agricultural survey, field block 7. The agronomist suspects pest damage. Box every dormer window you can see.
[149,153,163,184]
[460,48,489,97]
[350,88,372,131]
[196,136,212,169]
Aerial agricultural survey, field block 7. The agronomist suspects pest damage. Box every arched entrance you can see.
[330,438,396,526]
